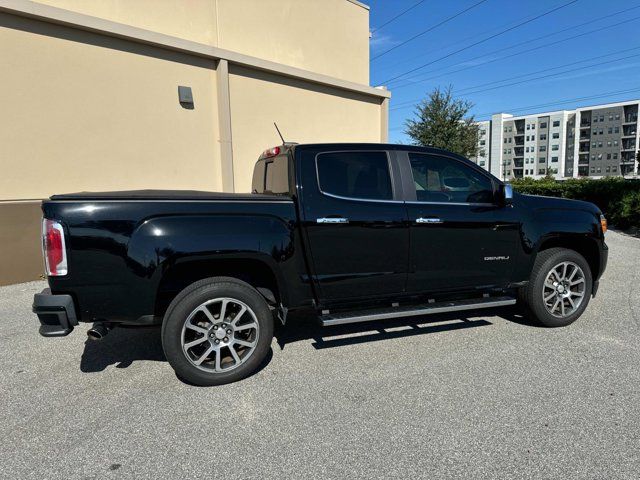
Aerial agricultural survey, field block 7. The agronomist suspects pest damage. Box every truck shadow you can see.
[79,309,513,375]
[275,309,497,350]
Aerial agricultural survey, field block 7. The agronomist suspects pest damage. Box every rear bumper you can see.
[33,288,78,337]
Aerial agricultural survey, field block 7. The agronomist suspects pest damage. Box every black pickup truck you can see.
[34,143,608,385]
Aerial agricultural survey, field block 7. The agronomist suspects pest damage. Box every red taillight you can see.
[261,146,281,158]
[42,219,68,276]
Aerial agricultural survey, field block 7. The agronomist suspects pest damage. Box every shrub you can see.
[510,177,640,229]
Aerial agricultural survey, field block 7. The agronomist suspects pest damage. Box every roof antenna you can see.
[274,122,286,144]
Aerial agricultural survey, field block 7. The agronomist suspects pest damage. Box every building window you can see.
[508,138,512,143]
[540,122,547,129]
[597,167,602,173]
[607,153,611,159]
[526,125,530,130]
[598,142,603,148]
[608,127,613,134]
[540,134,547,140]
[504,138,507,144]
[553,120,560,127]
[591,155,596,160]
[479,161,485,166]
[552,144,559,151]
[539,145,546,152]
[599,115,604,122]
[592,129,597,136]
[599,129,604,135]
[480,140,485,145]
[551,156,558,162]
[598,154,603,160]
[539,169,546,174]
[508,149,512,154]
[614,126,620,133]
[591,167,595,173]
[613,166,618,172]
[592,142,597,148]
[615,114,620,120]
[539,157,546,163]
[526,135,530,141]
[532,134,536,140]
[614,140,619,146]
[552,133,559,139]
[525,147,529,152]
[607,141,612,147]
[508,127,513,132]
[504,127,508,132]
[606,166,611,172]
[609,114,614,121]
[614,153,618,159]
[531,124,536,130]
[503,149,507,154]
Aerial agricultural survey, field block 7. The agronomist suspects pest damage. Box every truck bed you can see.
[49,190,289,202]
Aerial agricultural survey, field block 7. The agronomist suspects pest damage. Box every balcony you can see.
[623,115,638,124]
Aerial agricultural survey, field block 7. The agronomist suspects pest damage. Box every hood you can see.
[517,192,601,216]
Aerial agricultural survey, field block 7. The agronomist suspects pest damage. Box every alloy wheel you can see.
[542,261,586,318]
[180,297,259,372]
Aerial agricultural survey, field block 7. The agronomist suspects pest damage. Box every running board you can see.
[320,296,516,327]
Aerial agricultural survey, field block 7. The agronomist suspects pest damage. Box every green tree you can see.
[404,86,479,158]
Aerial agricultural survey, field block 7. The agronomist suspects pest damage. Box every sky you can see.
[367,0,640,143]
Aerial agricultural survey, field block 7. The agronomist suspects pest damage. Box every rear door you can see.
[400,151,517,293]
[298,148,409,302]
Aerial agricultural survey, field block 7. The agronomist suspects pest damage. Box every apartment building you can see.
[473,100,640,180]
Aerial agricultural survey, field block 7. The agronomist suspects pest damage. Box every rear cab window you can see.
[252,152,290,194]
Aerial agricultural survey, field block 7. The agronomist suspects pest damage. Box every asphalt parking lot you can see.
[1,230,639,479]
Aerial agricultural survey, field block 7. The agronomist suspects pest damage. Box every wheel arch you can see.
[535,235,601,280]
[154,255,286,319]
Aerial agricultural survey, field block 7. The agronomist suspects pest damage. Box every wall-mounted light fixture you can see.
[178,86,194,109]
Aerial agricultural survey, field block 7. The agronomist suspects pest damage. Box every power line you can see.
[371,0,428,33]
[388,89,640,131]
[379,0,579,84]
[390,52,640,112]
[388,4,640,89]
[460,52,640,96]
[390,44,640,109]
[371,0,489,61]
[473,88,640,119]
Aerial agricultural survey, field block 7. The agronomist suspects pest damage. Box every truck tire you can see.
[161,277,274,386]
[519,248,592,327]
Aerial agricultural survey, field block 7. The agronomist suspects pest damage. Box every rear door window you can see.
[316,151,393,201]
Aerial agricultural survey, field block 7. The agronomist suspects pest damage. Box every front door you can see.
[300,149,409,302]
[401,151,517,293]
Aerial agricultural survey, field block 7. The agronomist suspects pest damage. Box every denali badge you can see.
[484,256,510,261]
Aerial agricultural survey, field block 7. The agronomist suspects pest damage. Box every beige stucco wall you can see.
[31,0,369,84]
[34,0,219,45]
[0,13,222,200]
[217,0,369,84]
[228,65,382,192]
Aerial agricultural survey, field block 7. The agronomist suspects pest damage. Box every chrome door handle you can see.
[416,217,443,224]
[317,217,349,224]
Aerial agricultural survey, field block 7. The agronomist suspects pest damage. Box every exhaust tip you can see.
[87,323,111,341]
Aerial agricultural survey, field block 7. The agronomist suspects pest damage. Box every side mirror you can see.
[503,184,513,205]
